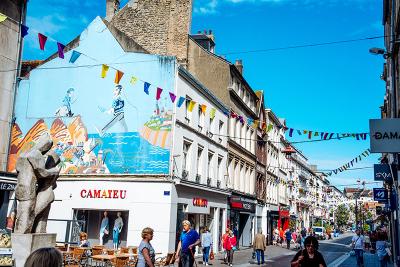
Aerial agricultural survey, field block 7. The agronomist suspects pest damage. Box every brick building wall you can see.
[110,0,192,62]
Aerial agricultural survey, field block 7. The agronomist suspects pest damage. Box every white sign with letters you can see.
[369,119,400,153]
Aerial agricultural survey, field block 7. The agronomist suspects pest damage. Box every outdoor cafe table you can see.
[91,254,115,267]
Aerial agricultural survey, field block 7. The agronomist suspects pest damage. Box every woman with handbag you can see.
[224,230,237,267]
[376,231,391,267]
[201,227,212,266]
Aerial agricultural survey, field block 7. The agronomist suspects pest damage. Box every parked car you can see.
[312,226,326,240]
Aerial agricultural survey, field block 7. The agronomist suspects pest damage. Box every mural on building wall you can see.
[7,17,175,175]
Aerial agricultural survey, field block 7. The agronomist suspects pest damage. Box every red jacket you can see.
[225,235,237,250]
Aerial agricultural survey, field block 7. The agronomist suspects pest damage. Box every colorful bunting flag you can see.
[289,128,294,137]
[21,25,29,38]
[188,100,196,112]
[169,92,177,103]
[308,131,312,139]
[230,111,237,118]
[156,87,163,100]
[130,76,138,85]
[303,130,308,134]
[297,130,302,135]
[38,33,47,50]
[201,104,207,114]
[101,64,109,78]
[144,82,151,95]
[115,70,124,84]
[210,108,216,119]
[267,123,273,132]
[177,97,185,107]
[314,132,319,137]
[57,42,65,59]
[69,50,81,63]
[253,120,259,128]
[247,118,254,125]
[0,13,7,23]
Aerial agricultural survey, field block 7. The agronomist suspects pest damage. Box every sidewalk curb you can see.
[327,253,350,267]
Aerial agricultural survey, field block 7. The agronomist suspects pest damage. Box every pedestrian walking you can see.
[222,228,230,263]
[253,230,266,265]
[175,220,201,267]
[292,230,298,249]
[364,232,371,251]
[351,229,365,267]
[376,231,391,267]
[279,227,284,247]
[223,230,237,267]
[370,231,377,253]
[201,227,212,266]
[290,236,327,267]
[285,228,292,249]
[137,227,156,267]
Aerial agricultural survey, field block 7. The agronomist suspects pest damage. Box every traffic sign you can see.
[373,188,388,204]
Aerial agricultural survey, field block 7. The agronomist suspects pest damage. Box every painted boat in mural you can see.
[140,110,172,149]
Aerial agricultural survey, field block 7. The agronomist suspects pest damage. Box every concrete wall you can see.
[111,0,193,62]
[0,0,24,171]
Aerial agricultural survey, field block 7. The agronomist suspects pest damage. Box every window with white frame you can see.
[197,146,203,176]
[208,151,214,180]
[198,105,204,130]
[185,95,192,122]
[182,140,191,172]
[217,155,223,184]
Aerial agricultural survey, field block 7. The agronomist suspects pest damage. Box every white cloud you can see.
[194,0,219,14]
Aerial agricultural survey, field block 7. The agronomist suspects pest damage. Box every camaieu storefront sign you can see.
[369,119,400,153]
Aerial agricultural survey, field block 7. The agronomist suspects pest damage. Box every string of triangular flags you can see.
[286,127,368,141]
[2,12,371,140]
[0,12,68,59]
[324,148,371,176]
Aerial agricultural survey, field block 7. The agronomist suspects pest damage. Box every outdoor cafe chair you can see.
[155,252,175,267]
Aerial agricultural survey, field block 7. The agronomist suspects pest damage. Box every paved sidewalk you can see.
[189,245,297,267]
[337,251,394,267]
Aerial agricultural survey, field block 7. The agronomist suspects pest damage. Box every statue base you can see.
[11,233,56,267]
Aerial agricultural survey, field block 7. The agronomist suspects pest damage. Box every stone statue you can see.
[14,134,60,234]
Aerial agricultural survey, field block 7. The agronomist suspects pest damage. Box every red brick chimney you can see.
[235,59,243,75]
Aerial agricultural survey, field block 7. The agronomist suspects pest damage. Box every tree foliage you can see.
[335,204,350,227]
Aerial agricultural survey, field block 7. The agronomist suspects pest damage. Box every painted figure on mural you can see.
[97,84,128,136]
[55,88,76,117]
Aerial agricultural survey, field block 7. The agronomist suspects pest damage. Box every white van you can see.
[312,226,326,240]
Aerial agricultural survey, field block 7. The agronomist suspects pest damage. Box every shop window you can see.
[217,156,223,187]
[185,95,192,123]
[73,209,129,247]
[198,105,204,131]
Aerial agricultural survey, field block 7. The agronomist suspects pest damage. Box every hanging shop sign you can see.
[373,188,388,204]
[80,189,127,199]
[230,197,256,212]
[193,198,208,207]
[369,119,400,153]
[374,164,397,182]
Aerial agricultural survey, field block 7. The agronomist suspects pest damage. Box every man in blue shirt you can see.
[285,228,292,249]
[176,220,201,267]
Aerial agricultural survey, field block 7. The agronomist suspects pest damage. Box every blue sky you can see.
[23,0,384,189]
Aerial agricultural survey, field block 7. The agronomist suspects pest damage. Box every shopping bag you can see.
[210,250,214,260]
[386,247,392,257]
